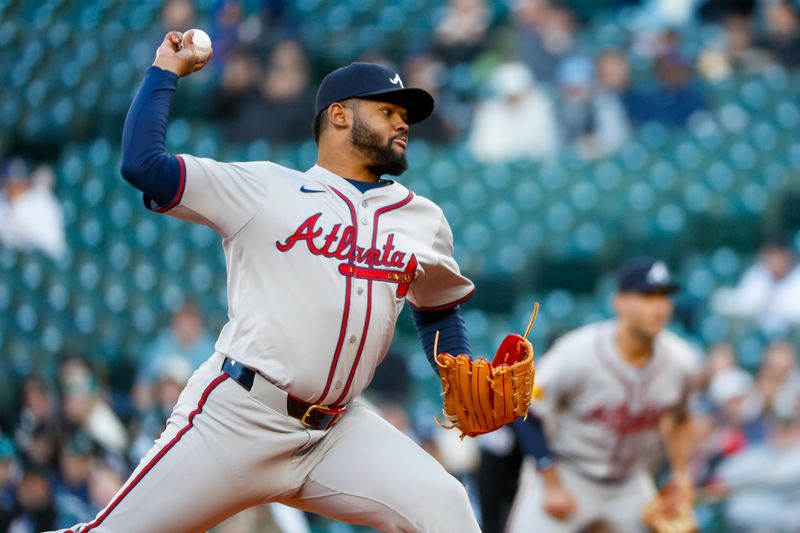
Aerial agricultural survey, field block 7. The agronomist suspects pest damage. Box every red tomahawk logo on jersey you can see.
[338,255,417,297]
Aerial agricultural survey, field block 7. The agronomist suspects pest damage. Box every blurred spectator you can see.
[243,0,293,50]
[0,160,66,260]
[161,0,196,32]
[8,466,56,533]
[365,351,426,461]
[696,367,767,486]
[432,424,480,481]
[697,342,738,393]
[697,14,773,81]
[256,39,314,143]
[513,0,580,83]
[596,49,632,99]
[557,56,595,145]
[86,459,124,519]
[213,46,262,137]
[210,0,247,66]
[709,368,766,444]
[713,386,800,531]
[129,357,192,464]
[214,40,314,144]
[692,343,738,482]
[366,349,411,406]
[14,377,60,468]
[697,0,756,23]
[433,0,492,65]
[629,44,705,127]
[469,62,559,163]
[133,302,214,410]
[402,53,461,144]
[60,358,128,458]
[53,433,95,528]
[556,55,630,159]
[0,438,18,532]
[633,0,698,28]
[757,0,800,70]
[712,244,800,336]
[258,0,292,33]
[18,426,59,473]
[756,341,800,420]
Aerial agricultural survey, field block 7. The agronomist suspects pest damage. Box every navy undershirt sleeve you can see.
[513,415,556,469]
[410,305,471,373]
[120,66,182,208]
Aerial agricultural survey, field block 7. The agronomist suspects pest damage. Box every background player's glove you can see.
[642,483,698,533]
[434,307,537,439]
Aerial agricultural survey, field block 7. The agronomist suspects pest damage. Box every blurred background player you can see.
[506,259,699,532]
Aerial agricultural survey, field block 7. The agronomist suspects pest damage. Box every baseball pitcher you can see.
[55,30,533,533]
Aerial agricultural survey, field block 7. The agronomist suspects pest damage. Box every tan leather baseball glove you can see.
[434,305,537,439]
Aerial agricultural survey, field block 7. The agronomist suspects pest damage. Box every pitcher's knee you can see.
[412,473,477,531]
[436,474,472,510]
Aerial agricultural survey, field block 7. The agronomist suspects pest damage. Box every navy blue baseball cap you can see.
[315,62,435,124]
[617,259,679,294]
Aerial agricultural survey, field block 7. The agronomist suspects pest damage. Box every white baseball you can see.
[183,28,212,61]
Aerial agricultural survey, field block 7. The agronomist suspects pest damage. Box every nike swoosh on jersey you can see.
[300,185,325,193]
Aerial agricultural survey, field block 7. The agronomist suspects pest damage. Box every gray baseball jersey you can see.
[168,154,473,404]
[532,319,697,480]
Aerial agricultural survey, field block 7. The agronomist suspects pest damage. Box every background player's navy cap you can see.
[315,62,435,124]
[616,259,679,294]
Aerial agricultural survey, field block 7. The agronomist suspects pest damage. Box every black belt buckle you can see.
[300,403,347,430]
[222,358,255,391]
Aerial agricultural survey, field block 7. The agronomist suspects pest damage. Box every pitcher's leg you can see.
[63,355,308,533]
[287,403,480,533]
[69,373,263,533]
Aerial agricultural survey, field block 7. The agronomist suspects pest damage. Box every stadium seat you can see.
[775,101,800,131]
[727,141,757,172]
[738,78,769,112]
[569,181,599,212]
[749,122,779,152]
[0,273,15,315]
[572,222,606,254]
[618,141,650,172]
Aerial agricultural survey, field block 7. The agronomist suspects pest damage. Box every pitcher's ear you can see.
[328,102,351,129]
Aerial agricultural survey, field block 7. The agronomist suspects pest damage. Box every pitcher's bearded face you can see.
[350,102,409,177]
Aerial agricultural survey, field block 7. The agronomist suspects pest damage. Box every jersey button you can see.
[357,287,364,295]
[360,217,368,225]
[349,335,357,344]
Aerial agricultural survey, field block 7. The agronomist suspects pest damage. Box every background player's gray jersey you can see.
[531,320,698,480]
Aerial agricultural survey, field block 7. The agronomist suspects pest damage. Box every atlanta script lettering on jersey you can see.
[276,213,417,296]
[582,404,668,435]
